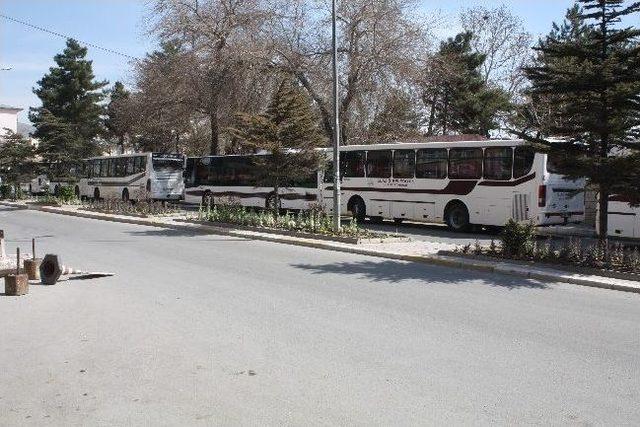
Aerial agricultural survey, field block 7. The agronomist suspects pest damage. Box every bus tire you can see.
[74,186,80,199]
[445,201,470,232]
[202,190,214,207]
[122,188,130,203]
[348,196,366,223]
[93,188,101,201]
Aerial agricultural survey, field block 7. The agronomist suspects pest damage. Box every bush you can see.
[0,184,11,199]
[500,219,536,259]
[198,200,370,238]
[57,186,76,203]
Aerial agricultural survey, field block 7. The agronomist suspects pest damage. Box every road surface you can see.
[1,206,639,425]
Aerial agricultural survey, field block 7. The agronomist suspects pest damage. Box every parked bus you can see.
[77,153,185,201]
[185,140,585,231]
[606,196,639,239]
[28,174,50,195]
[184,154,318,210]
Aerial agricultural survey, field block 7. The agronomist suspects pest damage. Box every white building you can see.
[0,104,22,135]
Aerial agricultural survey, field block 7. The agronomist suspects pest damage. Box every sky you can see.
[0,0,590,122]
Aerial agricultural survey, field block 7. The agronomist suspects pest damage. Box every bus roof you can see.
[339,139,526,151]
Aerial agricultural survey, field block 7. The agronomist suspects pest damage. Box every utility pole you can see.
[332,0,341,231]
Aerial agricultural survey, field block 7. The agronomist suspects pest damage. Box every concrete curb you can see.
[9,203,640,294]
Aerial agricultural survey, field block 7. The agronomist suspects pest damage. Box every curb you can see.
[12,203,640,294]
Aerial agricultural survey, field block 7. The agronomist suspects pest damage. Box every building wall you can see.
[0,109,20,134]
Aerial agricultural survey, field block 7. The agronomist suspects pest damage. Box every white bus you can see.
[607,196,639,239]
[184,154,319,210]
[184,140,585,231]
[77,153,185,201]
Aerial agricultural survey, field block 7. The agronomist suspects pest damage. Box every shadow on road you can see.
[292,259,548,291]
[125,228,251,241]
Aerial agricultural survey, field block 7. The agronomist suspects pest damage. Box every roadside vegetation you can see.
[456,220,640,274]
[197,200,369,239]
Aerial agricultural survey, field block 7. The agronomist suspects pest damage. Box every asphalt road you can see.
[1,206,639,426]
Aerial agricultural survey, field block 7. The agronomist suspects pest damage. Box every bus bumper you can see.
[539,211,585,225]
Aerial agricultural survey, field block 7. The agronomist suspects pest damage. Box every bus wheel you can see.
[74,186,80,199]
[348,197,366,223]
[202,191,214,207]
[122,188,130,203]
[445,202,470,232]
[93,188,101,201]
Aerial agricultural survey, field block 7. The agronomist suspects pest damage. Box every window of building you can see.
[393,150,415,178]
[513,146,535,178]
[366,150,392,178]
[341,151,366,178]
[449,148,483,179]
[416,148,448,179]
[484,147,513,180]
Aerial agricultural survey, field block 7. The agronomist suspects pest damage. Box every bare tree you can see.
[265,0,429,144]
[460,5,533,97]
[150,0,273,154]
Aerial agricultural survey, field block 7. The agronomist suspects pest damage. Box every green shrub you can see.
[198,200,371,238]
[500,219,536,259]
[57,186,76,203]
[0,184,11,199]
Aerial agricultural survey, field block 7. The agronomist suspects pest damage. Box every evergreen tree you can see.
[105,81,132,153]
[0,131,36,193]
[369,90,421,141]
[232,80,326,214]
[423,31,511,137]
[523,0,640,239]
[29,39,108,166]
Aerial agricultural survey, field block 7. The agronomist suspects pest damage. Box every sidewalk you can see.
[2,200,640,294]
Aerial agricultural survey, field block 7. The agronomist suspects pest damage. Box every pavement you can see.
[1,206,640,425]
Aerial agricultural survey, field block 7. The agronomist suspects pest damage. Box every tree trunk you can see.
[426,96,437,136]
[210,112,220,155]
[273,182,280,217]
[598,185,609,242]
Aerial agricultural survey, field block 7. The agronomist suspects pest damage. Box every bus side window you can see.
[449,148,483,180]
[93,160,100,178]
[416,148,447,179]
[126,157,135,175]
[393,150,415,179]
[100,160,109,178]
[513,147,535,178]
[341,151,366,178]
[484,147,513,180]
[115,158,125,177]
[108,159,116,177]
[366,150,392,178]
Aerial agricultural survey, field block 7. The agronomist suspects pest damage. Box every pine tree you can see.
[105,81,132,153]
[423,31,511,137]
[0,131,36,192]
[232,80,326,214]
[29,39,108,167]
[523,0,640,239]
